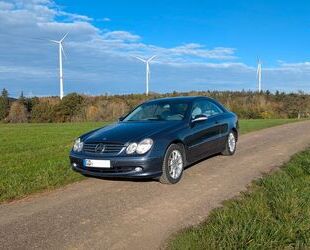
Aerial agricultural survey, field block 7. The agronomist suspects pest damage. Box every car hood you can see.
[83,121,183,144]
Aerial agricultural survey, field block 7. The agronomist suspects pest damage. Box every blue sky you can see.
[58,0,310,65]
[0,0,310,97]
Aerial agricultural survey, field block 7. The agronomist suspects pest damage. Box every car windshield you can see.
[123,101,189,121]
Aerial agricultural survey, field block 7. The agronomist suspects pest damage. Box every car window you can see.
[191,100,223,119]
[124,102,189,121]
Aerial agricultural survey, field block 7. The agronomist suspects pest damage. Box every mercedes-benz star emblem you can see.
[95,143,106,153]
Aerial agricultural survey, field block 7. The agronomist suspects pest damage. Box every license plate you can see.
[84,159,111,168]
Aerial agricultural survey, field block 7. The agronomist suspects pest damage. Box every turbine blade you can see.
[61,44,67,60]
[257,64,259,76]
[257,63,261,77]
[134,56,146,62]
[257,67,259,78]
[49,39,59,44]
[60,32,69,42]
[147,55,157,62]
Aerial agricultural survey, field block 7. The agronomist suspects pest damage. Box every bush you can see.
[53,93,85,122]
[31,101,54,123]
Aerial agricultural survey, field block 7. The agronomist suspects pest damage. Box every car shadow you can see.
[184,152,222,170]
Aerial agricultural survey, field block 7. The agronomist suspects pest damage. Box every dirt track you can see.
[1,120,310,250]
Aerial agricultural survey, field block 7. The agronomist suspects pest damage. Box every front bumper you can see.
[69,152,163,179]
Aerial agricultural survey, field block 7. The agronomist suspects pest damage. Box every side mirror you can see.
[191,114,208,123]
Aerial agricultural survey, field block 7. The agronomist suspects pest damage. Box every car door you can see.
[207,100,229,150]
[212,113,230,149]
[185,99,223,162]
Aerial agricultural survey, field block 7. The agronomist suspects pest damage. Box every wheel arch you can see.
[167,139,187,164]
[232,127,239,141]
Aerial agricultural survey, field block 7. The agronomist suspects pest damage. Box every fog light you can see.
[72,163,77,167]
[135,167,143,172]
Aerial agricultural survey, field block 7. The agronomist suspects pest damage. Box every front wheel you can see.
[222,131,237,156]
[159,144,185,184]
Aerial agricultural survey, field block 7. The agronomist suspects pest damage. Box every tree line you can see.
[0,88,309,123]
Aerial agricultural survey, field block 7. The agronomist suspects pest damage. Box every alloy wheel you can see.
[228,132,236,153]
[168,150,183,179]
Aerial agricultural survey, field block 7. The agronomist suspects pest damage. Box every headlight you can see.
[136,138,153,154]
[126,142,138,154]
[126,139,153,155]
[73,138,83,152]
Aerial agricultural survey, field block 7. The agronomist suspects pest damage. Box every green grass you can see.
[0,122,107,202]
[239,118,299,134]
[0,119,301,202]
[168,148,310,250]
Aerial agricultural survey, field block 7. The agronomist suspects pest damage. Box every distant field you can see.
[168,147,310,249]
[0,119,301,202]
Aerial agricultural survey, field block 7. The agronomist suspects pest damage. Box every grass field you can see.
[0,122,107,202]
[238,118,299,134]
[0,119,301,202]
[168,148,310,249]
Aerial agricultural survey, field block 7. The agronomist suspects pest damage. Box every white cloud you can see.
[57,10,93,22]
[276,61,310,71]
[100,17,111,22]
[102,31,141,42]
[169,44,236,60]
[0,1,14,10]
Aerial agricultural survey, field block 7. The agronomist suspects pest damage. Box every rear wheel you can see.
[159,144,185,184]
[222,131,237,156]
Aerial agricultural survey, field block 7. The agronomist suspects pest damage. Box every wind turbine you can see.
[257,58,262,92]
[134,55,157,95]
[50,33,68,100]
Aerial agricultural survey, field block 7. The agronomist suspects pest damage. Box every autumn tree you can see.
[0,88,10,120]
[53,93,85,122]
[31,101,54,122]
[7,101,28,123]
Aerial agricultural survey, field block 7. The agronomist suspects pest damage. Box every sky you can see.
[0,0,310,97]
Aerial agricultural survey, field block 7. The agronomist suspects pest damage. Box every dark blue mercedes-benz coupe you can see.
[70,96,238,184]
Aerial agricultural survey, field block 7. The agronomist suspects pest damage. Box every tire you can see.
[159,144,185,184]
[222,131,237,156]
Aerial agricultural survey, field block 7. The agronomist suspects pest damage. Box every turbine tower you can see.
[257,58,262,92]
[50,33,68,100]
[135,55,157,95]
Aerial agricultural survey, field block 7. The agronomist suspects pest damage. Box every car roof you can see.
[145,96,214,104]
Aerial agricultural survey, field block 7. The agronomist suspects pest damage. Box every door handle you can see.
[215,121,219,124]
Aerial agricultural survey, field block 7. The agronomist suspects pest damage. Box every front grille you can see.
[83,143,125,154]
